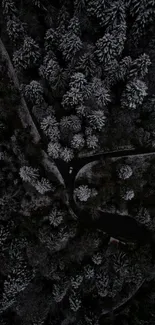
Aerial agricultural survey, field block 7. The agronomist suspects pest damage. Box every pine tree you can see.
[69,72,87,92]
[129,0,155,44]
[68,16,81,36]
[128,53,151,80]
[84,264,95,280]
[22,80,44,105]
[59,31,82,62]
[69,290,81,312]
[48,205,64,227]
[47,141,62,159]
[95,23,126,67]
[75,104,87,117]
[71,133,85,150]
[35,178,52,194]
[86,134,99,150]
[87,110,106,131]
[92,252,102,265]
[13,37,41,70]
[75,44,97,78]
[41,115,60,141]
[117,164,133,180]
[6,17,26,44]
[74,185,91,202]
[71,274,83,289]
[2,0,17,18]
[90,78,111,109]
[121,188,135,201]
[44,28,60,52]
[100,0,126,31]
[19,166,39,183]
[62,87,84,109]
[121,79,148,109]
[39,57,62,91]
[135,207,152,228]
[116,56,132,81]
[95,271,109,298]
[53,281,69,303]
[60,147,74,162]
[60,115,82,135]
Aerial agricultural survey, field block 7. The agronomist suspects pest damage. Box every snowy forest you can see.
[1,0,155,324]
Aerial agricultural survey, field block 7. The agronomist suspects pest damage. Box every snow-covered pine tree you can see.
[121,79,148,109]
[74,185,92,202]
[47,141,62,159]
[41,115,60,141]
[87,110,106,131]
[71,133,85,150]
[22,80,44,105]
[19,166,39,183]
[13,36,41,70]
[59,30,82,62]
[117,164,133,180]
[60,147,74,163]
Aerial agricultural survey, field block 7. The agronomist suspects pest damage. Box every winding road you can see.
[1,36,155,319]
[1,37,155,245]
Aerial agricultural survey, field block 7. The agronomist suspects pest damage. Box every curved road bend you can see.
[54,149,155,245]
[55,148,155,190]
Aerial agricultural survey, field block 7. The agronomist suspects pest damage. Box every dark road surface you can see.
[55,147,155,189]
[71,205,152,244]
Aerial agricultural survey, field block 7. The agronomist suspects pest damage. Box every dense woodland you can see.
[1,0,155,324]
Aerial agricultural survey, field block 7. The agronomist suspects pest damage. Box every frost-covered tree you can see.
[13,37,41,70]
[35,178,52,194]
[71,133,85,150]
[44,28,60,52]
[68,16,81,36]
[90,78,111,109]
[86,134,99,150]
[75,104,88,117]
[74,185,91,202]
[121,188,135,201]
[62,87,84,109]
[6,17,25,43]
[69,290,81,312]
[69,72,87,92]
[117,56,132,81]
[92,253,102,265]
[53,281,69,303]
[60,115,82,135]
[22,80,44,105]
[19,166,39,183]
[129,54,151,80]
[95,23,126,66]
[41,115,60,141]
[75,44,97,78]
[135,207,152,228]
[84,264,95,280]
[117,164,133,180]
[48,206,64,227]
[71,274,83,289]
[87,110,106,131]
[59,31,82,62]
[2,0,17,17]
[47,141,61,159]
[121,79,148,109]
[86,0,107,23]
[39,57,61,89]
[129,0,155,44]
[60,147,74,163]
[95,271,109,298]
